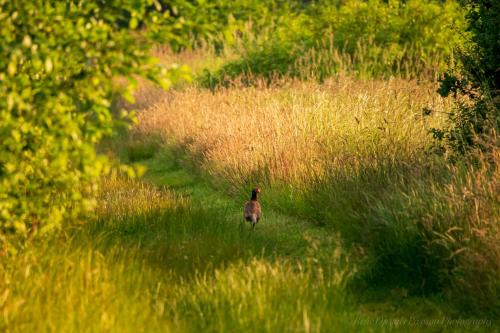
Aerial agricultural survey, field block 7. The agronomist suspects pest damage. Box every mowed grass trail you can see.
[140,149,334,260]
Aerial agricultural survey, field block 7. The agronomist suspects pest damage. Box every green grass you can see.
[2,145,496,332]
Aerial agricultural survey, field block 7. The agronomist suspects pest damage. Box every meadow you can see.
[1,0,499,332]
[2,70,498,331]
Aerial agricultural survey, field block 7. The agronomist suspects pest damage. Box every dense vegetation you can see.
[0,0,193,247]
[436,0,500,154]
[1,0,498,331]
[195,0,466,86]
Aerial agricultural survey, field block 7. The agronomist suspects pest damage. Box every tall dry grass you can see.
[133,77,450,190]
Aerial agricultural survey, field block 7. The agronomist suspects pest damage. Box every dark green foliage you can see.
[0,1,191,244]
[436,0,500,153]
[465,0,500,91]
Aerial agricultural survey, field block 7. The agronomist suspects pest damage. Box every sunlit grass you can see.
[133,76,450,189]
[0,175,358,333]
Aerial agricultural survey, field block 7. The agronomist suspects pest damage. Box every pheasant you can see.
[244,187,261,229]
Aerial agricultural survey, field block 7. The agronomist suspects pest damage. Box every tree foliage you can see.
[0,0,191,245]
[435,0,500,153]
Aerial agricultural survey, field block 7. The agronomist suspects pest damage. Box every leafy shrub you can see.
[199,0,466,87]
[435,0,499,154]
[0,1,190,246]
[164,0,299,51]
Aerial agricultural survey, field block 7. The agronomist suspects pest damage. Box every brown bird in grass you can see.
[244,187,261,229]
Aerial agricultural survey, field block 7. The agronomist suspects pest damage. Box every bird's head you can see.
[251,187,260,200]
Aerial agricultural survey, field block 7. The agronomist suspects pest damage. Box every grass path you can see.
[114,146,487,332]
[141,149,336,260]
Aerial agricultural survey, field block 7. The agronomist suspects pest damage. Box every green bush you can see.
[435,0,500,154]
[0,1,191,246]
[165,0,298,51]
[199,0,466,87]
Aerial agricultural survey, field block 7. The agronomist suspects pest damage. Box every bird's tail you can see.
[251,214,257,228]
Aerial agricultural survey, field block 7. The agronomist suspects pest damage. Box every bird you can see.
[244,187,261,229]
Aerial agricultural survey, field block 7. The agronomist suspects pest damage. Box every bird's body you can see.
[244,188,261,228]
